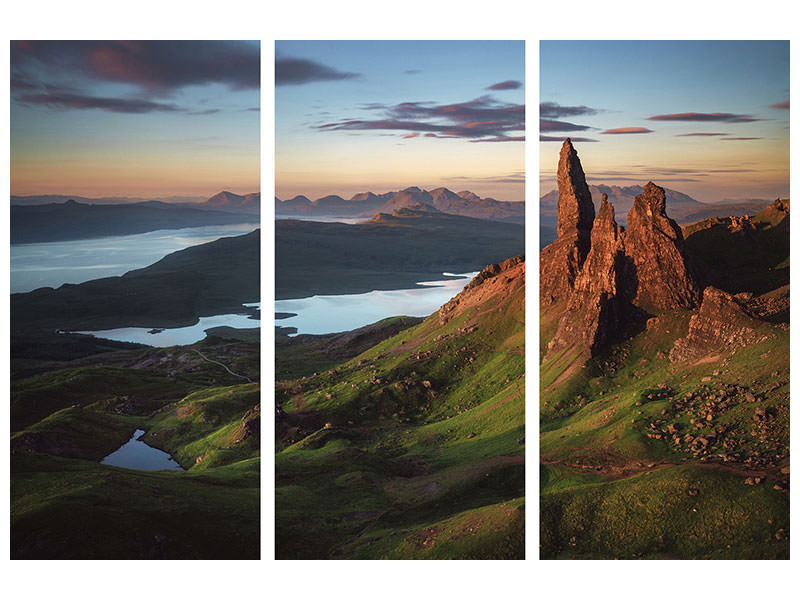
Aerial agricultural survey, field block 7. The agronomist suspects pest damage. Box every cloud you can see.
[540,119,591,133]
[405,69,421,75]
[648,112,759,123]
[601,127,653,134]
[445,171,525,184]
[487,80,522,90]
[15,91,181,113]
[403,133,420,139]
[676,132,728,137]
[770,100,790,110]
[188,108,221,116]
[540,102,599,119]
[540,135,597,143]
[720,137,763,141]
[470,136,525,143]
[12,40,259,93]
[275,57,359,85]
[317,95,524,141]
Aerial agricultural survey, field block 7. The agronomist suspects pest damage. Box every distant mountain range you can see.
[204,191,260,213]
[540,183,771,247]
[11,190,260,214]
[276,186,525,224]
[11,196,260,244]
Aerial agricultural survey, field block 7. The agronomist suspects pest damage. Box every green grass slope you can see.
[540,208,790,560]
[10,335,260,559]
[276,258,525,559]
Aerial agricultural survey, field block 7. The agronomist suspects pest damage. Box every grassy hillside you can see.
[683,206,789,295]
[10,335,260,559]
[539,207,790,560]
[276,209,524,299]
[275,258,525,559]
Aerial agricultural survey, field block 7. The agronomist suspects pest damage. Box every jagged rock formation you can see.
[542,141,703,360]
[233,404,260,444]
[625,182,701,312]
[540,138,595,305]
[557,138,596,239]
[729,214,755,235]
[439,255,524,325]
[742,285,790,321]
[669,287,768,363]
[548,195,624,355]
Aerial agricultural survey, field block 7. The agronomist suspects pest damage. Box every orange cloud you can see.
[601,127,653,134]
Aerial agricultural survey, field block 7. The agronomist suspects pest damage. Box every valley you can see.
[276,208,524,299]
[273,196,526,559]
[10,229,261,560]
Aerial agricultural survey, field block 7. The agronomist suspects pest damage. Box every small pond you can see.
[101,429,184,471]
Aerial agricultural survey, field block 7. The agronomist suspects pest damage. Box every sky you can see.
[10,41,260,199]
[275,40,525,203]
[540,41,789,204]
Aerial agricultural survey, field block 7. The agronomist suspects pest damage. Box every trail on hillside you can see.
[192,349,253,383]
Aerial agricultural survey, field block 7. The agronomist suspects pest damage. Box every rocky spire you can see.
[557,138,595,240]
[539,139,596,306]
[624,182,701,311]
[547,194,624,358]
[571,194,619,300]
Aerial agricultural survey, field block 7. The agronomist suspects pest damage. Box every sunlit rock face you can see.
[540,138,595,307]
[624,181,700,312]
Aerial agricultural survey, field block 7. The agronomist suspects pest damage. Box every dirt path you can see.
[541,454,783,482]
[192,349,253,383]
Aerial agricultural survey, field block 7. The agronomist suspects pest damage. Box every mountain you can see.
[12,229,260,332]
[10,194,207,206]
[540,184,771,236]
[540,139,789,559]
[276,256,525,559]
[204,190,260,213]
[275,207,524,299]
[11,199,259,244]
[276,186,525,224]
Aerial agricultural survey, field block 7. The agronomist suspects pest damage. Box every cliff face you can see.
[439,255,524,325]
[548,195,624,355]
[540,138,595,306]
[542,140,702,360]
[557,138,596,240]
[669,287,768,363]
[625,182,701,311]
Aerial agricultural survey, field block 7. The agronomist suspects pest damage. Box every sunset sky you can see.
[540,40,789,204]
[275,40,525,202]
[10,40,260,198]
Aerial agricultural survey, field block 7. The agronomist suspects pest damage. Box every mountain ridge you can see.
[276,186,524,224]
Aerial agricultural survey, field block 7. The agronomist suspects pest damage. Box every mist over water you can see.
[10,223,259,293]
[275,273,477,335]
[275,215,367,224]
